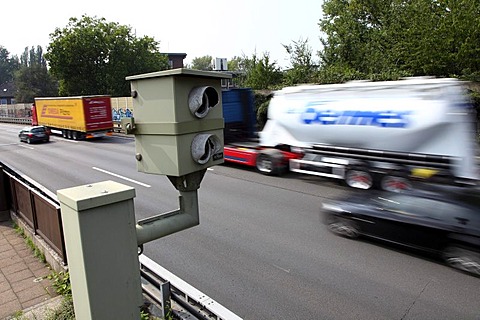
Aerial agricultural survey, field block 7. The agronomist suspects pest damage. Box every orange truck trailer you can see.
[32,96,113,140]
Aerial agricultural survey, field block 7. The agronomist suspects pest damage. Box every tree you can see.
[319,0,399,78]
[191,55,213,70]
[453,0,480,80]
[225,55,250,87]
[242,52,282,90]
[14,46,58,102]
[282,38,318,85]
[45,15,169,96]
[227,56,247,71]
[318,0,480,80]
[399,0,480,78]
[0,46,19,85]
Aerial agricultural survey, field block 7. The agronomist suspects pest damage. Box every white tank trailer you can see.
[259,77,479,191]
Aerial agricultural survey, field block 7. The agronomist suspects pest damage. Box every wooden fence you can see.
[1,162,67,267]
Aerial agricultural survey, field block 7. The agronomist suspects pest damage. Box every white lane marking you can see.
[0,143,19,146]
[18,144,34,150]
[59,139,78,144]
[92,167,151,188]
[273,264,291,273]
[113,135,134,140]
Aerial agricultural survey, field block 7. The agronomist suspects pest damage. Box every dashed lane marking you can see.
[92,166,151,188]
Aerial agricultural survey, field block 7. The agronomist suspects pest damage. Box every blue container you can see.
[222,88,256,143]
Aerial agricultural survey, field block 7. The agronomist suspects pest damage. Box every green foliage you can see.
[468,89,480,120]
[315,64,365,84]
[461,71,480,83]
[0,46,19,85]
[48,271,72,296]
[44,296,75,320]
[227,56,246,71]
[253,91,273,130]
[28,237,46,263]
[140,310,164,320]
[242,52,283,90]
[140,311,150,320]
[318,0,480,79]
[191,55,213,70]
[46,15,169,96]
[140,306,172,320]
[14,223,46,263]
[10,310,23,319]
[14,46,58,102]
[319,0,410,76]
[282,38,318,85]
[399,0,480,77]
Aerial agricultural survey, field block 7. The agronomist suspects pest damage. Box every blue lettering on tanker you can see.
[301,103,412,128]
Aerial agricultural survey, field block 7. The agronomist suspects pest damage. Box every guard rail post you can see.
[0,165,10,221]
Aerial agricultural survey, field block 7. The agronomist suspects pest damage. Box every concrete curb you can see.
[13,296,65,320]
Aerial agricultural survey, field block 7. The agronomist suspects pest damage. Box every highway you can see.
[1,123,479,320]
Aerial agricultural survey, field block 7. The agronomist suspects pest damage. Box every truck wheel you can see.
[255,150,284,176]
[72,131,79,140]
[256,153,275,175]
[380,175,411,192]
[62,130,68,138]
[345,169,373,190]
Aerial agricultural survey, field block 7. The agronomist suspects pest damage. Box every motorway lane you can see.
[145,168,480,319]
[0,125,179,215]
[1,123,480,319]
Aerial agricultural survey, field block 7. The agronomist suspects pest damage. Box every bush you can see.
[253,90,273,130]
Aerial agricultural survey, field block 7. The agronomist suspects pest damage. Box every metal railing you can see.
[0,117,129,134]
[140,255,243,320]
[0,117,31,124]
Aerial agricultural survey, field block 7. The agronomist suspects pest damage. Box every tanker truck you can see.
[32,96,114,140]
[223,78,479,191]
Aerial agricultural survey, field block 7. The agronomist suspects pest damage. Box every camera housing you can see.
[126,68,231,176]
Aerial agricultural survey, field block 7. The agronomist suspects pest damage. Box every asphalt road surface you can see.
[1,123,479,320]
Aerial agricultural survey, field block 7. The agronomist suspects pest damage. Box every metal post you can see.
[160,281,172,318]
[0,166,10,221]
[135,170,204,246]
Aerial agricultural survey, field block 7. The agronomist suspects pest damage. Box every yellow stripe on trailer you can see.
[411,168,438,179]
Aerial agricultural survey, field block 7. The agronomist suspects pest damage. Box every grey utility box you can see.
[57,181,143,320]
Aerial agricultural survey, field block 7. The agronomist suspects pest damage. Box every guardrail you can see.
[0,117,128,134]
[140,255,243,320]
[0,117,31,124]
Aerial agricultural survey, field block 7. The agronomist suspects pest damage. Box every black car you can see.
[321,187,480,276]
[19,126,50,144]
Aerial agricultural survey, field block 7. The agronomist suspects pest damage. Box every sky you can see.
[1,0,323,70]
